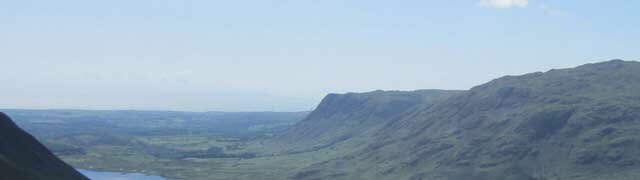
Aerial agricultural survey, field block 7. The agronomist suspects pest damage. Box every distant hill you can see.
[276,90,463,152]
[5,110,308,139]
[287,60,640,180]
[0,112,88,180]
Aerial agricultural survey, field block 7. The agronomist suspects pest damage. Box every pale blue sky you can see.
[0,0,638,111]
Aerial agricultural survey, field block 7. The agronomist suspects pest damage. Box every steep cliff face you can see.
[0,112,88,180]
[276,90,463,151]
[291,60,640,180]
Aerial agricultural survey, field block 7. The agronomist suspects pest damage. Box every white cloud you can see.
[479,0,529,9]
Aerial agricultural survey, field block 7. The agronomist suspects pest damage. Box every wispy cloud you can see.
[479,0,529,9]
[538,4,570,16]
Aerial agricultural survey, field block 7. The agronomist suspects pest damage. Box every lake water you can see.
[78,169,167,180]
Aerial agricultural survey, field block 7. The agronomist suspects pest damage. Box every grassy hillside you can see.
[0,112,88,180]
[293,60,640,180]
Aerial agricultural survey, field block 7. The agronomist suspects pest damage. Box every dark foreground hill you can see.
[285,60,640,180]
[0,112,88,180]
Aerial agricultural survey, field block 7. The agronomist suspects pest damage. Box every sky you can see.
[0,0,638,112]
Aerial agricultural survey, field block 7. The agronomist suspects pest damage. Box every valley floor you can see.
[61,134,360,180]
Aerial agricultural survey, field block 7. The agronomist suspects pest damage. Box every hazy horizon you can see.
[2,0,638,111]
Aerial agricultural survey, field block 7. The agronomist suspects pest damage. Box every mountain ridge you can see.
[286,59,640,180]
[275,89,464,152]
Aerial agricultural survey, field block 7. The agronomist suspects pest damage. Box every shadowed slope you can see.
[0,112,88,180]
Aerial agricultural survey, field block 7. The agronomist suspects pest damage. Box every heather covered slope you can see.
[293,60,640,180]
[0,112,88,180]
